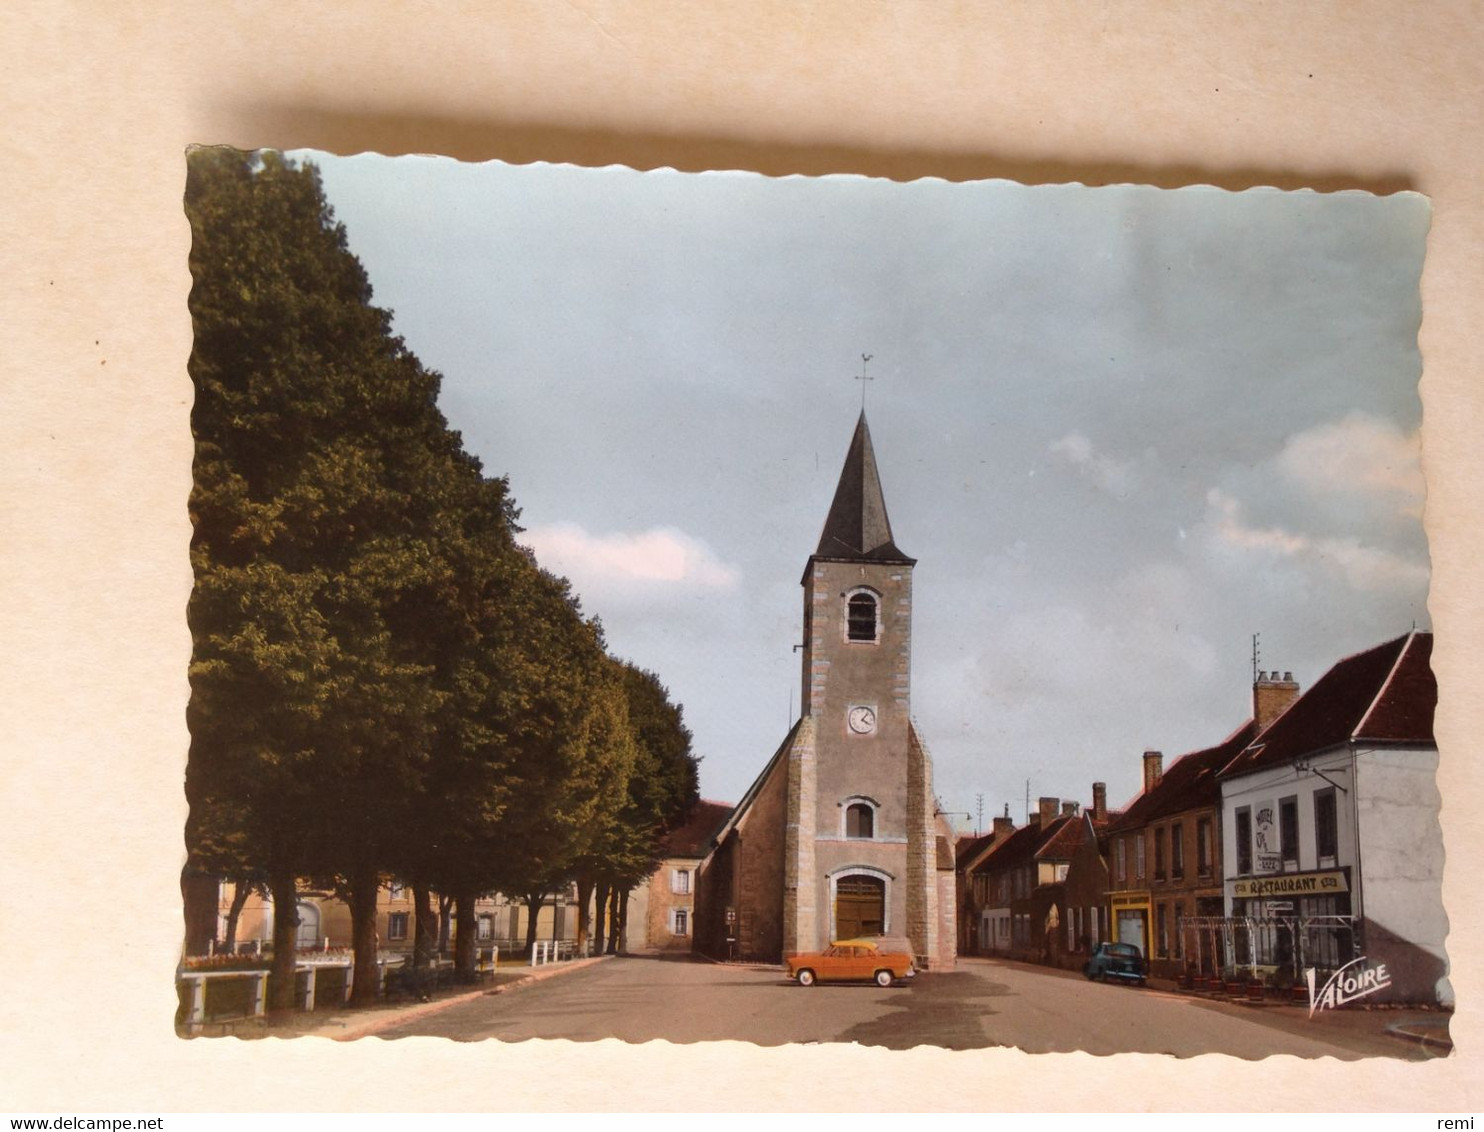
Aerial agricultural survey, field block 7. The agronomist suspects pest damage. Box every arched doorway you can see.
[835,874,886,939]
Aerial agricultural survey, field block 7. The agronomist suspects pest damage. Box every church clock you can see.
[847,705,877,735]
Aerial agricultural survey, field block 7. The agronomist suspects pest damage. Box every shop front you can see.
[1109,891,1151,959]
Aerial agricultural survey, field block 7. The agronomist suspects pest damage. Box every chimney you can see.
[992,806,1015,840]
[1142,750,1163,794]
[1092,782,1108,823]
[1037,796,1060,828]
[1253,669,1300,730]
[1062,800,1080,817]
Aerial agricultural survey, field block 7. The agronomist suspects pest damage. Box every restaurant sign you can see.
[1232,870,1347,899]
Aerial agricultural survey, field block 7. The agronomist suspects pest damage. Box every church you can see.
[695,412,958,970]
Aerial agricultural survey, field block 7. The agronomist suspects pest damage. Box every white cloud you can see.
[1049,431,1142,497]
[1204,488,1427,592]
[1277,412,1424,516]
[520,522,740,589]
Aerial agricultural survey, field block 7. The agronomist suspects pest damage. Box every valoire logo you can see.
[1307,956,1392,1018]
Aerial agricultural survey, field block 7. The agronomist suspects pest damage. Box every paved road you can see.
[374,955,1436,1059]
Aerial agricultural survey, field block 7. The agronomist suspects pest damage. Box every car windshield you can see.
[1109,944,1139,957]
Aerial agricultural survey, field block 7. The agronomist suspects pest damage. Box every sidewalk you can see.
[187,955,612,1041]
[1142,973,1453,1057]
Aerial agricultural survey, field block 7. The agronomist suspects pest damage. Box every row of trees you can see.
[182,149,698,1012]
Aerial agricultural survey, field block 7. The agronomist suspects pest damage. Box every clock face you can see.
[847,705,877,735]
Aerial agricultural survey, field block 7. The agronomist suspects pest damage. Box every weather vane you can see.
[855,353,874,409]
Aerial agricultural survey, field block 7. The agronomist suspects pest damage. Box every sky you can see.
[290,151,1430,830]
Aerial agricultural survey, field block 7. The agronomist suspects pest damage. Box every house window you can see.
[671,868,692,894]
[1135,835,1146,881]
[1280,796,1300,870]
[846,591,879,642]
[1174,901,1184,960]
[1157,904,1168,958]
[1054,863,1069,882]
[477,914,493,941]
[387,882,405,900]
[845,802,875,839]
[1197,817,1213,876]
[672,908,689,936]
[1115,839,1127,884]
[387,912,409,941]
[1235,807,1253,875]
[1171,823,1184,880]
[1314,788,1338,866]
[1067,910,1076,951]
[1154,827,1166,881]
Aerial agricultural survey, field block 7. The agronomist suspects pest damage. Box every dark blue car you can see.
[1083,942,1147,986]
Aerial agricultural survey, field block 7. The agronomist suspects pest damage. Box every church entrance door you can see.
[835,875,886,939]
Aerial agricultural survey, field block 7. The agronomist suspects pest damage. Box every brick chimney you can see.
[1061,800,1080,817]
[1142,750,1163,794]
[1092,782,1107,823]
[1253,669,1300,730]
[1037,796,1061,828]
[993,805,1015,841]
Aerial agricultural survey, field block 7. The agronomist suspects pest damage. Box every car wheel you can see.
[874,969,894,988]
[797,968,816,987]
[1084,966,1095,981]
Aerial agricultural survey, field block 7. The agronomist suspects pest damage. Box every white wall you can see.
[1354,744,1451,1005]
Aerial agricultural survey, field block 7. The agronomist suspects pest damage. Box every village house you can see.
[969,797,1098,965]
[1216,631,1447,1005]
[625,799,733,953]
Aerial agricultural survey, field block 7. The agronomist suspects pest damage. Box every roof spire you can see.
[814,412,913,562]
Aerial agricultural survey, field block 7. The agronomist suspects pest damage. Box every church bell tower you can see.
[781,412,945,964]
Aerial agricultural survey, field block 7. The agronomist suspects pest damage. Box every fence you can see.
[177,947,501,1030]
[1180,914,1356,983]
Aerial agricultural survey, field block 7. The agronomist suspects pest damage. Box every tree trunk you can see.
[593,881,609,956]
[438,895,453,956]
[574,874,594,957]
[606,887,622,954]
[616,885,629,954]
[348,868,383,1007]
[523,891,546,956]
[453,890,477,982]
[412,883,437,969]
[223,879,252,953]
[267,867,300,1018]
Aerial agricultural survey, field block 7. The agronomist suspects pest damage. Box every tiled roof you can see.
[955,832,996,868]
[977,815,1076,871]
[1036,815,1088,859]
[659,799,735,858]
[1220,632,1435,779]
[1108,720,1259,832]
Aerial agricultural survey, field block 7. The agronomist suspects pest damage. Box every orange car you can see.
[786,939,917,987]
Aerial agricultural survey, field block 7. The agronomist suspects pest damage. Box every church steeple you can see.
[814,412,914,563]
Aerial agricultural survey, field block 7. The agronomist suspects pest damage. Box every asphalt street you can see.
[371,955,1440,1059]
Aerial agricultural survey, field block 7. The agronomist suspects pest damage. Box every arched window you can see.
[846,591,878,642]
[845,802,875,839]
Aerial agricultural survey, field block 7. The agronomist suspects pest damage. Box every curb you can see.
[329,955,613,1041]
[1384,1020,1454,1053]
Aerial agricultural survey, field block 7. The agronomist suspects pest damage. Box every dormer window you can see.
[846,590,879,643]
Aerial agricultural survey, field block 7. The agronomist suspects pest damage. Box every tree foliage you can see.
[183,147,703,1010]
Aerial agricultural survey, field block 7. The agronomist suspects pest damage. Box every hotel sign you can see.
[1233,871,1347,899]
